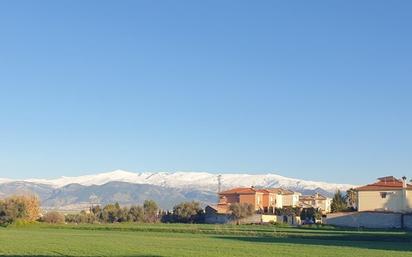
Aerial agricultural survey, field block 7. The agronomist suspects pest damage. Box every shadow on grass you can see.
[214,234,412,252]
[0,254,164,257]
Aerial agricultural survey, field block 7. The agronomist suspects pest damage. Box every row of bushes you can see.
[1,195,322,226]
[0,195,205,226]
[41,200,205,225]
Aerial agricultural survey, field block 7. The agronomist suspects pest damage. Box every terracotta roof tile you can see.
[300,194,327,200]
[219,187,260,194]
[219,187,299,195]
[356,177,412,191]
[267,188,296,195]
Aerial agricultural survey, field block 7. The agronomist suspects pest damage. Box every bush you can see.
[0,195,40,227]
[162,201,204,223]
[143,200,159,223]
[331,190,349,213]
[229,203,254,224]
[14,219,36,227]
[63,200,160,224]
[300,207,321,223]
[42,211,65,224]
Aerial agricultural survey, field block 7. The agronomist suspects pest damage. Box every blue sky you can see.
[0,1,411,184]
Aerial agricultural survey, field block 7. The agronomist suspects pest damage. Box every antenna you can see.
[217,174,222,193]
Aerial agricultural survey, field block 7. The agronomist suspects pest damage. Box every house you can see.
[277,189,301,207]
[355,176,412,213]
[299,193,331,214]
[215,187,302,214]
[205,186,303,225]
[217,187,265,213]
[259,189,283,212]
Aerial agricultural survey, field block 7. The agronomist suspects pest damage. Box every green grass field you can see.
[1,223,411,257]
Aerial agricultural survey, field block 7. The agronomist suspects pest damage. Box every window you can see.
[380,192,387,198]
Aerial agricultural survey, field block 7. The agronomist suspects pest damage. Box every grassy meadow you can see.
[0,223,412,257]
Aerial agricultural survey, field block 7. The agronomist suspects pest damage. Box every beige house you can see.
[299,193,331,214]
[278,189,301,207]
[260,189,283,212]
[356,176,412,213]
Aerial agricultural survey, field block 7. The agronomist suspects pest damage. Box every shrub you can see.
[300,207,322,222]
[0,195,40,227]
[143,200,159,223]
[165,201,204,223]
[229,203,254,224]
[331,190,349,213]
[42,211,65,224]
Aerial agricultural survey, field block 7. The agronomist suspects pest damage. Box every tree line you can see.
[1,190,356,227]
[0,195,205,226]
[63,200,161,224]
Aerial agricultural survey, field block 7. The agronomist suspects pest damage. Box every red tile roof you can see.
[257,188,296,195]
[300,194,327,200]
[219,187,298,195]
[356,176,412,191]
[219,187,262,194]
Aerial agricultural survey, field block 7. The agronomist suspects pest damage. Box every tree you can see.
[331,190,348,213]
[102,203,120,223]
[118,207,129,222]
[128,205,144,222]
[275,207,301,216]
[42,211,65,224]
[229,203,254,224]
[23,195,40,222]
[143,200,159,223]
[65,214,81,223]
[346,188,358,210]
[0,195,40,226]
[62,201,160,224]
[0,201,12,227]
[90,205,103,221]
[300,208,321,222]
[172,201,203,223]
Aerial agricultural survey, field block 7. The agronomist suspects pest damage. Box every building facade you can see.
[299,193,331,214]
[278,189,302,207]
[215,187,312,214]
[217,187,265,213]
[356,176,412,213]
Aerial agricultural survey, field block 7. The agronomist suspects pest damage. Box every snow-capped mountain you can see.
[0,170,356,210]
[3,169,355,193]
[0,178,13,184]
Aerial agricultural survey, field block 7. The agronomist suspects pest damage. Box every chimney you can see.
[402,176,407,188]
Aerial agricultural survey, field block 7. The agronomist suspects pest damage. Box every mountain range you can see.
[0,170,356,210]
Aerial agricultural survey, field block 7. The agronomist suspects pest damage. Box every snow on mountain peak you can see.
[0,169,356,194]
[0,178,12,185]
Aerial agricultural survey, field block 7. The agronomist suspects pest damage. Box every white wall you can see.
[275,194,283,208]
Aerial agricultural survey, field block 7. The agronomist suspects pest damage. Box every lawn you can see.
[0,223,411,257]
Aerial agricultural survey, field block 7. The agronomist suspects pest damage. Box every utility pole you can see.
[217,174,222,193]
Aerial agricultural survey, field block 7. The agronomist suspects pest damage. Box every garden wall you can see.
[325,212,402,229]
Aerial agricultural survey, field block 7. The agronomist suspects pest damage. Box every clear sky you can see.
[0,1,411,184]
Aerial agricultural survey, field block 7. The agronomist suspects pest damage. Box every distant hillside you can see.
[0,181,53,200]
[42,182,217,210]
[0,170,356,210]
